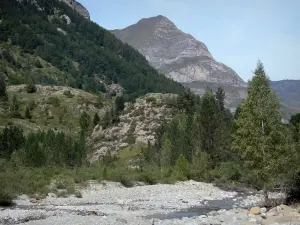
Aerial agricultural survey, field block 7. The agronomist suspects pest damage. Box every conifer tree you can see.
[232,61,290,199]
[93,112,100,127]
[160,134,171,167]
[199,89,221,161]
[216,87,225,112]
[0,74,7,100]
[79,111,91,133]
[10,95,20,118]
[25,107,31,119]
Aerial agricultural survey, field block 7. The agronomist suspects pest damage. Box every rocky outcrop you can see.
[111,15,247,108]
[89,93,177,162]
[59,0,90,20]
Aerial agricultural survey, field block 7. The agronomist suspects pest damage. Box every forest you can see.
[0,0,299,208]
[0,61,299,206]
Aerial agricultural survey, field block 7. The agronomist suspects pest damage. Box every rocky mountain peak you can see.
[111,16,247,108]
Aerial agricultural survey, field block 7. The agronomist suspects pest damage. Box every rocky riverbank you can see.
[0,180,299,225]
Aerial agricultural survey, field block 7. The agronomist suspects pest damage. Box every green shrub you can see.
[63,90,73,98]
[218,161,242,181]
[146,97,156,103]
[124,135,136,145]
[47,96,61,107]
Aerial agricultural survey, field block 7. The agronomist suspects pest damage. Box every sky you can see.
[80,0,300,82]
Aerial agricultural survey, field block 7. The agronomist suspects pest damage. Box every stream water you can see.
[146,197,246,220]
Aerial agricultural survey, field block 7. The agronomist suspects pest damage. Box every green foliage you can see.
[232,61,291,194]
[0,74,8,100]
[79,111,91,132]
[1,0,184,99]
[93,112,100,127]
[10,94,20,118]
[174,154,189,178]
[25,106,31,119]
[115,96,125,112]
[0,126,24,160]
[25,76,37,93]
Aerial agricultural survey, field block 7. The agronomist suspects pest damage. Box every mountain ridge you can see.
[111,15,246,87]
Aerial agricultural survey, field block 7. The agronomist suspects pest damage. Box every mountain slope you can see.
[271,80,300,118]
[0,1,184,100]
[111,16,247,108]
[111,16,245,86]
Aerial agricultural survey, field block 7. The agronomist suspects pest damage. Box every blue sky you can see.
[80,0,300,81]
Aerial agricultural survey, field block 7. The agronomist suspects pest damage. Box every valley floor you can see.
[0,181,299,225]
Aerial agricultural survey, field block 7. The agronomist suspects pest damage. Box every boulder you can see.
[248,207,261,215]
[48,193,57,198]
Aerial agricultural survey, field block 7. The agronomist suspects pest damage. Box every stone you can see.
[208,211,219,216]
[48,193,57,198]
[30,198,38,203]
[261,213,267,219]
[260,207,267,213]
[248,207,261,215]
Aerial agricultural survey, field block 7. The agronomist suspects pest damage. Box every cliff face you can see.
[111,16,247,109]
[60,0,90,20]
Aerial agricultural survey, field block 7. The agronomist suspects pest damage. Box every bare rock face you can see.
[111,15,247,108]
[59,0,90,20]
[89,93,177,162]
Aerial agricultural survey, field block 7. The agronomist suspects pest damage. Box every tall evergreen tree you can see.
[232,61,291,199]
[216,87,225,112]
[0,74,7,100]
[115,96,125,112]
[10,95,20,118]
[79,111,91,133]
[198,89,221,161]
[93,112,100,127]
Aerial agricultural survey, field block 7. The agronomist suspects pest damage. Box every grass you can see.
[0,85,107,136]
[118,146,141,160]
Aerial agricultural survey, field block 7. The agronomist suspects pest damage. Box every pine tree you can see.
[26,76,37,93]
[10,95,20,118]
[0,74,7,100]
[216,87,225,112]
[160,134,171,167]
[232,61,290,199]
[79,111,91,133]
[25,107,31,119]
[115,96,125,112]
[93,112,100,127]
[199,89,221,161]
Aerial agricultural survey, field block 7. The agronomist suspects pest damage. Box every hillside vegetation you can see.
[0,0,184,100]
[0,85,106,135]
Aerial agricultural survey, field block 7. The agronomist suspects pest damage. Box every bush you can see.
[217,161,242,181]
[63,90,73,98]
[286,171,300,204]
[47,96,61,107]
[74,191,82,198]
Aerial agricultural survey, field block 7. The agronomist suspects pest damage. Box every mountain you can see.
[0,1,183,101]
[111,15,247,108]
[270,80,300,118]
[59,0,90,19]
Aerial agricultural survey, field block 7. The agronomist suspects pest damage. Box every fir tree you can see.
[115,96,125,112]
[26,76,37,93]
[93,112,100,127]
[216,87,225,112]
[232,61,291,199]
[25,107,31,119]
[160,134,171,167]
[79,111,91,133]
[0,74,7,100]
[10,95,20,118]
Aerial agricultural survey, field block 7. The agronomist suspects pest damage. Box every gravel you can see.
[0,180,274,225]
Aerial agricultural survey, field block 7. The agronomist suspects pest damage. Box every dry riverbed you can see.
[0,180,299,225]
